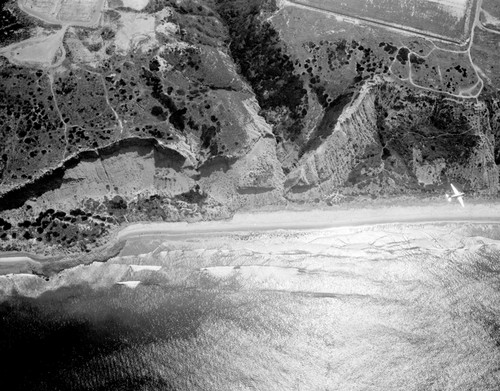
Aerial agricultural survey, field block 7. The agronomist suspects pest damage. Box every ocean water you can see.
[2,223,500,390]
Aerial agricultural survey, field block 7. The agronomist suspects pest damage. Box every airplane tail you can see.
[445,193,451,202]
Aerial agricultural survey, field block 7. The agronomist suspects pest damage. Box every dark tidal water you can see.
[3,224,500,390]
[0,284,226,391]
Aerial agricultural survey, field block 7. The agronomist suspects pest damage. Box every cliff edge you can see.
[0,0,499,260]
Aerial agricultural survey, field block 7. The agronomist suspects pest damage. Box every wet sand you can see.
[0,255,41,275]
[116,202,500,241]
[2,201,500,275]
[3,218,500,390]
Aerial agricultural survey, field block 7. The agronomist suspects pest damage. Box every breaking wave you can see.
[2,222,500,390]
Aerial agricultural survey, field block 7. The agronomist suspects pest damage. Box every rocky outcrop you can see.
[0,138,187,213]
[283,76,499,202]
[200,136,286,210]
[285,80,379,200]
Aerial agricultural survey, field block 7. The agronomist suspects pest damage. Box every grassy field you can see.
[291,0,474,43]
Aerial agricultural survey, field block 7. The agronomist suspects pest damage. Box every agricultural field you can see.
[291,0,475,44]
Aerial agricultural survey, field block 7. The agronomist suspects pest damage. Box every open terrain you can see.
[289,0,475,44]
[18,0,105,27]
[0,0,499,259]
[1,201,499,275]
[1,2,500,387]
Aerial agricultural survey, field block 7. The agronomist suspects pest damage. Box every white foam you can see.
[116,281,141,288]
[129,265,162,272]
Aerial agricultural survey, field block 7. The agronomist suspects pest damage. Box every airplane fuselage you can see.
[446,184,465,207]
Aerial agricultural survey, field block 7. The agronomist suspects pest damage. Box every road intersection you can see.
[286,0,491,99]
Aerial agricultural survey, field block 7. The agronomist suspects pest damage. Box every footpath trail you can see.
[403,0,485,99]
[287,0,488,99]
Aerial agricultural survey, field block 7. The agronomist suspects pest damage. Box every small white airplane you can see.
[445,183,465,207]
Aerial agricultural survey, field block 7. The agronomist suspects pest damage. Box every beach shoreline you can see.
[2,199,500,276]
[116,201,500,240]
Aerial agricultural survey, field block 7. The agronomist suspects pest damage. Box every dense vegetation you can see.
[214,0,308,141]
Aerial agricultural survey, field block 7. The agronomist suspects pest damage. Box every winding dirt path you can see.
[401,0,485,99]
[287,0,489,99]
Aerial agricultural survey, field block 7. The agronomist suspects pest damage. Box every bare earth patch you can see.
[0,26,67,67]
[114,12,157,55]
[121,0,149,11]
[18,0,105,27]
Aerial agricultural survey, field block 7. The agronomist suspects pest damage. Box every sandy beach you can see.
[116,201,500,241]
[3,200,500,390]
[2,200,500,276]
[0,254,42,275]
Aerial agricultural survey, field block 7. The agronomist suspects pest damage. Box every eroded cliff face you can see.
[285,79,499,202]
[285,81,379,200]
[1,0,499,258]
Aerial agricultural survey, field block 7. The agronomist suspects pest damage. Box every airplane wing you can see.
[457,196,465,208]
[450,183,460,196]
